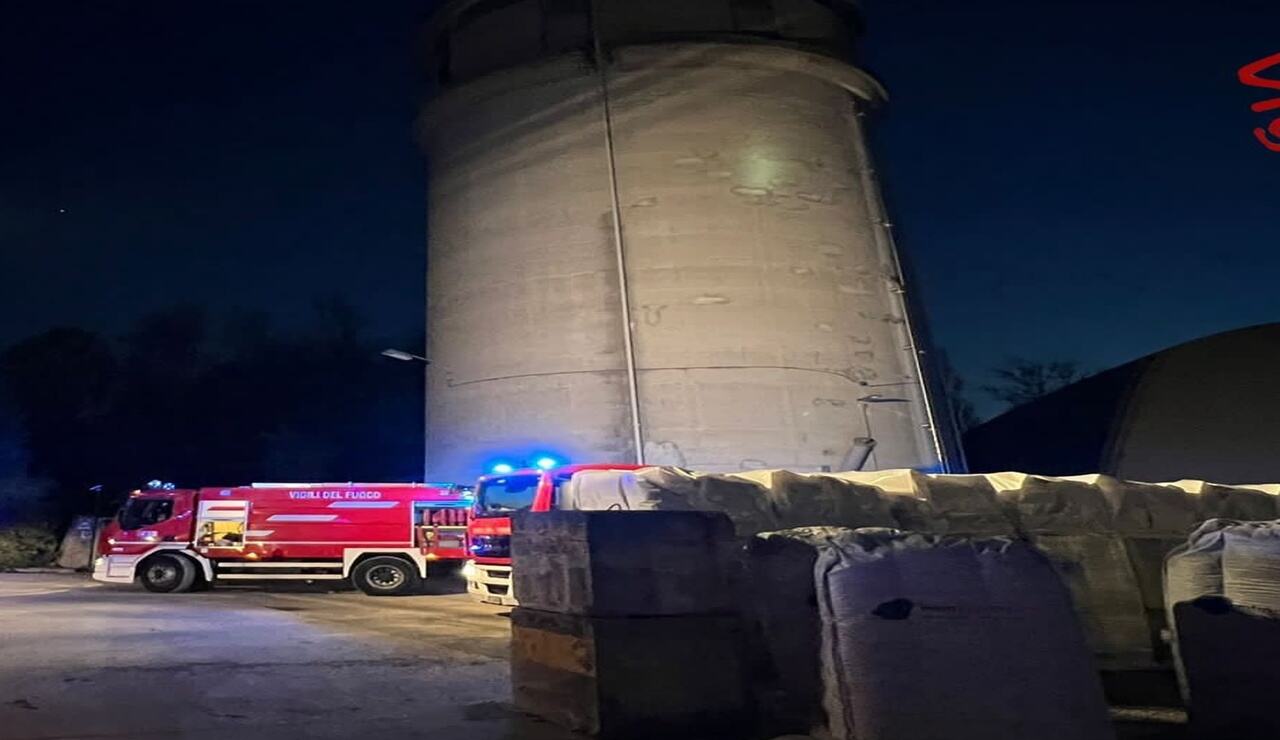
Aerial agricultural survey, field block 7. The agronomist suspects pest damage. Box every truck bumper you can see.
[92,553,141,584]
[465,560,518,606]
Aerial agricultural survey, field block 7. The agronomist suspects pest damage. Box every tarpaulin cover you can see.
[914,473,1014,535]
[987,472,1116,533]
[730,470,896,531]
[986,473,1150,668]
[631,467,780,536]
[1166,480,1279,521]
[594,466,1279,673]
[1067,475,1199,535]
[1030,533,1153,668]
[557,469,642,512]
[1068,475,1200,657]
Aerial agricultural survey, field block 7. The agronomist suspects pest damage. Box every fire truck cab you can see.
[464,463,642,605]
[94,482,471,596]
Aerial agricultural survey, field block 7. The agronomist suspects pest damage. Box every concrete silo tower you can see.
[420,0,956,481]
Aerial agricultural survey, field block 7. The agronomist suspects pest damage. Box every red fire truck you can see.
[94,482,472,595]
[464,463,642,605]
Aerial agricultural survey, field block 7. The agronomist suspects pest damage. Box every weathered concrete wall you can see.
[421,0,949,481]
[424,55,635,480]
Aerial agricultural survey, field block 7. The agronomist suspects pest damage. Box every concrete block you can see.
[511,510,737,617]
[56,516,98,570]
[510,607,749,738]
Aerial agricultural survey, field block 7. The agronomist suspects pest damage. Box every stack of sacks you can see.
[747,527,1113,740]
[729,469,896,531]
[986,472,1153,670]
[913,473,1016,536]
[1164,520,1280,739]
[1066,475,1199,665]
[1166,480,1279,521]
[825,470,932,531]
[632,466,780,537]
[1238,483,1280,497]
[557,469,642,511]
[629,467,1022,539]
[830,470,1016,536]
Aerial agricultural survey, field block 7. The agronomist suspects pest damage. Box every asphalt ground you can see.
[0,572,1186,740]
[0,571,578,740]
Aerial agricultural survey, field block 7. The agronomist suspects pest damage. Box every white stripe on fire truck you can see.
[327,501,400,509]
[235,541,413,546]
[244,530,275,537]
[265,514,339,522]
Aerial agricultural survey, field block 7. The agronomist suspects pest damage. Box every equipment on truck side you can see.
[464,464,642,605]
[93,482,472,595]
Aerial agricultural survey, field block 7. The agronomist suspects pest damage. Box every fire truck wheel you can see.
[352,556,420,596]
[140,553,198,593]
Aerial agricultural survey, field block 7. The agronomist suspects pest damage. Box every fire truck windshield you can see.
[475,475,540,516]
[118,498,173,530]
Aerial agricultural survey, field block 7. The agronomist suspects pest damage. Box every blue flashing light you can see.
[490,462,515,475]
[534,456,559,471]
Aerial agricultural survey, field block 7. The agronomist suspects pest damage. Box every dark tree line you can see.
[942,354,1085,434]
[0,300,423,525]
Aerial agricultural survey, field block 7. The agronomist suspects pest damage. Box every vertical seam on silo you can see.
[591,0,645,464]
[847,100,947,471]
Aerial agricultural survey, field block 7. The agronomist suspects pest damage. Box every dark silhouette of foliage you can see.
[982,358,1084,409]
[0,299,424,524]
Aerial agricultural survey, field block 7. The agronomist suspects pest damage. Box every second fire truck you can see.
[464,463,642,605]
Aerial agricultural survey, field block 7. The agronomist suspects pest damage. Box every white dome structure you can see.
[965,324,1280,484]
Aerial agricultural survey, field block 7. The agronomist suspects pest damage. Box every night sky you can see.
[0,1,431,345]
[3,0,1278,418]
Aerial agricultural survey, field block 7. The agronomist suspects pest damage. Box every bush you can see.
[0,525,59,570]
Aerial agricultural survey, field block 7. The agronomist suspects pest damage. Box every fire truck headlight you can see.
[461,560,477,580]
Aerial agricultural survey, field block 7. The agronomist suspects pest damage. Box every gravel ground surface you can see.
[0,571,1187,739]
[0,571,577,740]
